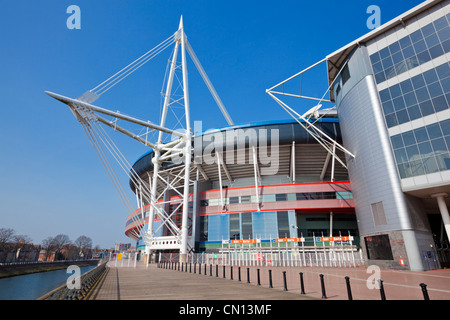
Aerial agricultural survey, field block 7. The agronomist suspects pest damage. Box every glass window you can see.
[399,36,412,49]
[414,127,429,143]
[391,51,404,64]
[429,44,444,59]
[421,23,436,37]
[389,41,401,54]
[424,69,439,84]
[426,123,443,139]
[379,88,391,102]
[410,29,424,43]
[262,194,276,202]
[287,193,296,201]
[437,152,450,171]
[342,64,351,85]
[432,95,448,112]
[420,100,435,116]
[275,193,287,201]
[382,100,394,115]
[436,63,450,79]
[398,162,412,178]
[391,134,404,149]
[425,33,440,48]
[200,216,208,241]
[418,141,433,158]
[411,74,426,89]
[410,159,425,176]
[381,56,394,69]
[392,96,406,111]
[400,79,413,94]
[379,47,390,59]
[240,196,251,203]
[413,39,427,53]
[428,82,444,98]
[423,156,439,174]
[407,104,422,121]
[389,84,402,98]
[434,16,449,31]
[406,145,420,161]
[394,148,408,163]
[370,52,381,64]
[402,45,415,58]
[241,212,253,239]
[229,196,239,204]
[375,72,386,84]
[277,211,290,238]
[402,131,416,146]
[403,91,417,105]
[372,61,383,74]
[441,119,450,135]
[438,26,450,42]
[431,138,448,154]
[417,50,432,64]
[364,235,394,260]
[396,109,409,124]
[229,213,240,240]
[296,193,309,200]
[385,113,398,128]
[416,87,430,103]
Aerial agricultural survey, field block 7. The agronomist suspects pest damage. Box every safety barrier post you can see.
[320,274,327,299]
[379,279,386,300]
[283,271,288,291]
[420,283,430,300]
[345,276,353,300]
[299,272,305,295]
[257,268,261,286]
[268,269,273,288]
[247,267,250,283]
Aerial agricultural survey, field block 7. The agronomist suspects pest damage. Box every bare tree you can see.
[74,235,93,259]
[0,228,15,262]
[41,236,58,261]
[11,234,32,262]
[53,234,71,260]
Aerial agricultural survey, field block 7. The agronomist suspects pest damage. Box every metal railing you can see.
[37,260,108,300]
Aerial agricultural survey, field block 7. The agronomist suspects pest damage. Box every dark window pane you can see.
[410,29,424,43]
[400,79,413,94]
[229,196,239,204]
[399,36,412,49]
[391,51,404,64]
[405,56,420,70]
[397,109,410,124]
[418,141,433,158]
[275,194,287,201]
[370,52,381,64]
[379,47,390,59]
[432,95,448,112]
[428,82,444,98]
[441,77,450,93]
[423,156,439,174]
[229,214,240,240]
[407,105,422,121]
[382,100,394,115]
[410,159,425,176]
[385,113,398,127]
[381,56,394,69]
[427,123,443,139]
[393,96,406,111]
[241,212,253,239]
[423,69,439,84]
[417,50,432,64]
[419,100,435,116]
[438,26,450,42]
[394,148,408,163]
[389,41,401,54]
[402,131,416,146]
[436,152,450,171]
[416,87,431,103]
[372,61,383,73]
[404,91,417,105]
[436,63,450,79]
[413,39,427,54]
[434,16,449,31]
[385,66,396,80]
[431,138,448,154]
[389,84,402,98]
[411,74,426,89]
[277,211,290,238]
[421,23,436,37]
[402,45,415,58]
[398,163,412,178]
[414,127,429,143]
[425,33,440,48]
[429,44,444,59]
[375,71,386,84]
[406,145,420,160]
[441,119,450,135]
[391,134,404,149]
[443,38,450,53]
[379,88,391,102]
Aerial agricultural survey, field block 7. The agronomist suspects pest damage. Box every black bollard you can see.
[193,263,196,274]
[238,267,241,282]
[223,265,226,278]
[420,283,430,300]
[204,263,207,275]
[190,263,192,273]
[231,266,233,280]
[181,263,184,272]
[247,268,250,283]
[268,270,273,288]
[283,271,288,291]
[320,274,327,299]
[216,264,218,277]
[257,269,261,286]
[299,272,305,295]
[345,276,353,300]
[379,279,386,300]
[210,264,212,276]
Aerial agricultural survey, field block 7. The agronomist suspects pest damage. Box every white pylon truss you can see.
[46,17,233,262]
[266,58,355,172]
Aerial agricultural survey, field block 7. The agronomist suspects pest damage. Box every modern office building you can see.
[323,0,450,270]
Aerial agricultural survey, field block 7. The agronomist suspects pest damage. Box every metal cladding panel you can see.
[338,74,413,235]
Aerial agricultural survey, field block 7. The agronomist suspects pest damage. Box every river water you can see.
[0,265,96,300]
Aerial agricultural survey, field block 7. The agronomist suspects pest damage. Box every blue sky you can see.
[0,0,423,249]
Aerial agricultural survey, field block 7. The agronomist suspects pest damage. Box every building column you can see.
[431,193,450,243]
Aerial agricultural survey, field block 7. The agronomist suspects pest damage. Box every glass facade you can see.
[390,118,450,178]
[378,62,450,128]
[370,14,450,84]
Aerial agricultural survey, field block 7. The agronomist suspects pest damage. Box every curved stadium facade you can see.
[125,118,358,253]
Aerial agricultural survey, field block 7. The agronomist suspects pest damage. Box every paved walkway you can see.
[89,262,450,300]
